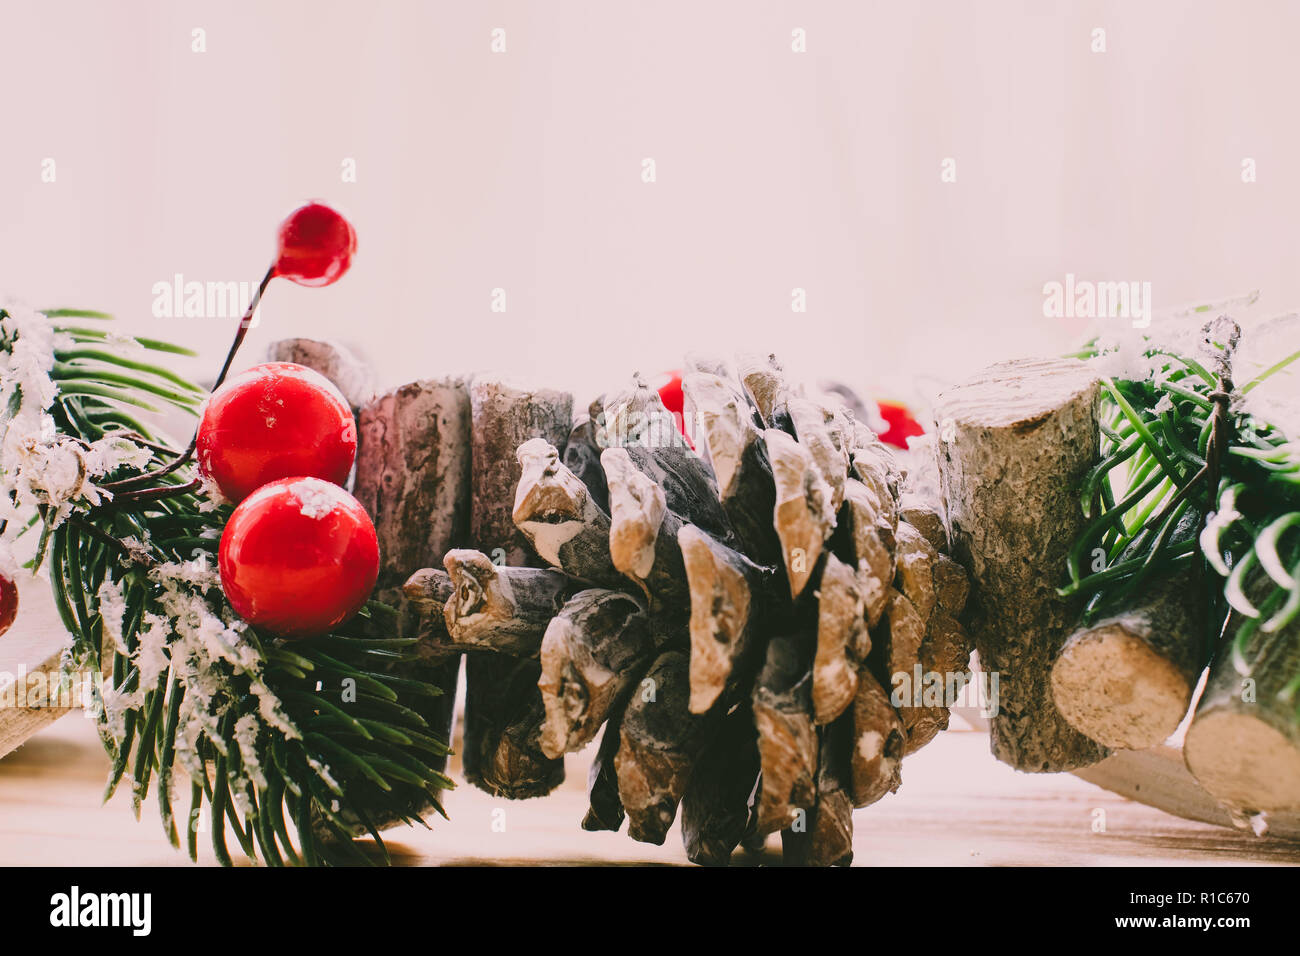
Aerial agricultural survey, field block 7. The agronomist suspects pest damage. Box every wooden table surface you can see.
[3,712,1298,866]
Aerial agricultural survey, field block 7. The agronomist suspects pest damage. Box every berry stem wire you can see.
[100,263,276,493]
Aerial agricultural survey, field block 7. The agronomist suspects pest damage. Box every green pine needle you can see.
[2,309,454,866]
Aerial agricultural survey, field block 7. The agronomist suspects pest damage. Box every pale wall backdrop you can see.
[2,0,1298,415]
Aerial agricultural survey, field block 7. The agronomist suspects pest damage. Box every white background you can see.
[2,1,1298,414]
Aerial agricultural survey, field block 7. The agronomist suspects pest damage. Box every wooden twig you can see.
[1053,509,1205,750]
[1184,573,1300,812]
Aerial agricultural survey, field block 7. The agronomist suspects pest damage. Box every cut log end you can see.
[935,356,1100,431]
[1052,624,1192,750]
[1184,711,1300,813]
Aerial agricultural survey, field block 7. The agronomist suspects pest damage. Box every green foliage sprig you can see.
[1063,316,1300,717]
[1,306,453,865]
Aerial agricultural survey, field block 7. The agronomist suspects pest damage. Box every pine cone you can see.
[404,354,972,866]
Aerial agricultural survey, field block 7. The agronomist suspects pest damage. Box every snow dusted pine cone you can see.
[403,353,972,866]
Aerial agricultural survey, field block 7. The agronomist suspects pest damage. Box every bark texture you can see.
[936,357,1109,772]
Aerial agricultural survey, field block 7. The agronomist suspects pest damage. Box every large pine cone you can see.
[405,353,971,866]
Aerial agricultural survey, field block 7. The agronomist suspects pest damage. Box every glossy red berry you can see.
[219,477,379,640]
[652,369,692,445]
[655,369,683,418]
[0,572,18,638]
[273,202,356,287]
[197,362,357,503]
[876,399,925,450]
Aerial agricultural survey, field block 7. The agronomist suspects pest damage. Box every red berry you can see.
[876,399,925,449]
[219,477,379,640]
[273,202,356,287]
[655,369,684,418]
[197,362,357,503]
[652,369,692,445]
[0,572,17,638]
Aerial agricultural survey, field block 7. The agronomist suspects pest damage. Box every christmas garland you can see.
[7,199,1298,861]
[0,204,453,866]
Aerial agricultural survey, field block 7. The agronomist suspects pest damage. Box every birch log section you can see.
[463,378,572,798]
[469,377,572,568]
[265,338,374,411]
[1185,573,1300,813]
[347,373,470,830]
[1052,511,1205,750]
[356,379,472,589]
[936,357,1108,772]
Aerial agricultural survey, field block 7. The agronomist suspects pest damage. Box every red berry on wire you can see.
[197,362,357,503]
[0,572,18,638]
[218,477,379,640]
[273,201,357,287]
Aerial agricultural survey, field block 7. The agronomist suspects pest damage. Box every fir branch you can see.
[0,306,454,865]
[1066,315,1300,719]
